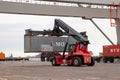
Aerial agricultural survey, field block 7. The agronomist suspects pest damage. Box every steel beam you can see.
[90,19,114,45]
[0,1,119,18]
[116,19,120,44]
[42,0,120,5]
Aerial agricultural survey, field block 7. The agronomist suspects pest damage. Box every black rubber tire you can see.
[51,58,60,66]
[72,57,82,66]
[103,58,108,63]
[88,57,95,66]
[51,58,56,66]
[110,58,114,63]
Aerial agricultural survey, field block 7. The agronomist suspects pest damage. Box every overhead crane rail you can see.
[42,0,120,6]
[1,0,119,10]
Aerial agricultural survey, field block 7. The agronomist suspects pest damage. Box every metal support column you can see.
[116,19,120,44]
[90,19,114,45]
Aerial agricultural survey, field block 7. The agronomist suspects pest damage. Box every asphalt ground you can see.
[0,61,120,80]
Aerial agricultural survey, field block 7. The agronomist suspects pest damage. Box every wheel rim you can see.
[52,59,55,65]
[74,59,79,65]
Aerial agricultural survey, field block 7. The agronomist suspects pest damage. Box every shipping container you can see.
[102,45,120,63]
[103,45,120,56]
[0,52,5,60]
[24,36,77,53]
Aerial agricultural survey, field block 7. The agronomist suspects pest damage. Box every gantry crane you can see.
[0,0,120,63]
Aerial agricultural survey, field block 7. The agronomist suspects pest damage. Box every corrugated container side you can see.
[103,45,120,56]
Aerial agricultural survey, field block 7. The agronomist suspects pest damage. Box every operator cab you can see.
[68,44,76,54]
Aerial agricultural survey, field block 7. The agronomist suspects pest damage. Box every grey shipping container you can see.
[24,36,77,53]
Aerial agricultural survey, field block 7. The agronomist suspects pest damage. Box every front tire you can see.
[72,57,82,66]
[51,58,60,66]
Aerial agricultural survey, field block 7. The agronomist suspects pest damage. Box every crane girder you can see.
[42,0,120,5]
[0,1,120,19]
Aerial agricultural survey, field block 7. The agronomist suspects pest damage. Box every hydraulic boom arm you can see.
[25,19,89,45]
[53,19,89,45]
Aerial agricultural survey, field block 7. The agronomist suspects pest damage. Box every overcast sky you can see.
[0,13,117,57]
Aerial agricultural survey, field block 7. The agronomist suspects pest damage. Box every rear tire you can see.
[110,57,114,63]
[88,57,95,66]
[110,59,114,63]
[72,57,82,66]
[103,57,108,63]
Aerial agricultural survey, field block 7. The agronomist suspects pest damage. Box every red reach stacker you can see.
[25,19,95,66]
[51,19,95,66]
